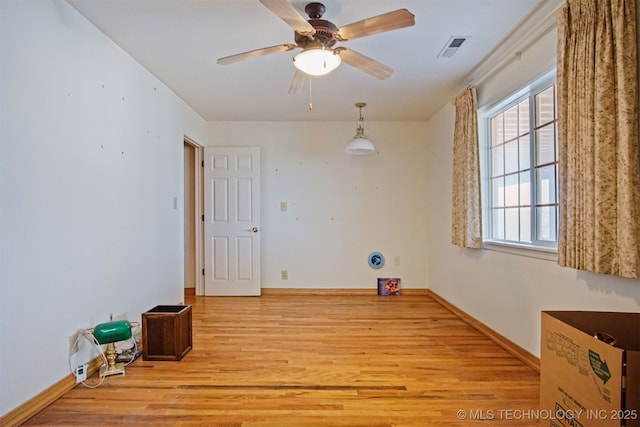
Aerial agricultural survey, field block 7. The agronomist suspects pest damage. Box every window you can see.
[483,73,558,250]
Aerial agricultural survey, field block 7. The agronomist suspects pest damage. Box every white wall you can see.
[207,121,429,289]
[0,0,207,417]
[424,11,640,358]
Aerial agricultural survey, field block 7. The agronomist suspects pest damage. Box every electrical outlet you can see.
[281,270,288,280]
[280,202,287,212]
[69,332,79,354]
[75,363,87,383]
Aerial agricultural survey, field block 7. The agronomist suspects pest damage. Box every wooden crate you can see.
[142,305,192,361]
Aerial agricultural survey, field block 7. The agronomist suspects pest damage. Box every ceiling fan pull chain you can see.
[308,76,313,111]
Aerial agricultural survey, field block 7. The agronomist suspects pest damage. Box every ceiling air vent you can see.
[438,36,469,58]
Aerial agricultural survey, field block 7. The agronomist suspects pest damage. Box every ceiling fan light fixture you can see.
[293,46,341,76]
[346,102,376,155]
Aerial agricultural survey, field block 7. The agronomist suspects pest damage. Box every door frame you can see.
[184,136,204,296]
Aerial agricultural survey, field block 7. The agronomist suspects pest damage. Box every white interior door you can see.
[204,147,261,296]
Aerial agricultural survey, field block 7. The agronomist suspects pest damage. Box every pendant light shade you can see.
[345,102,376,155]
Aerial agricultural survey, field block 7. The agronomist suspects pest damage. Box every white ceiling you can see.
[66,0,561,122]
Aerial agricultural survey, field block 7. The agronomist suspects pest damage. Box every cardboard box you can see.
[540,311,640,427]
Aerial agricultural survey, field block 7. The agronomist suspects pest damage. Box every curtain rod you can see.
[462,0,565,90]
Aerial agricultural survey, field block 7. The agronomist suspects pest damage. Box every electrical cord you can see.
[123,322,141,366]
[68,329,107,388]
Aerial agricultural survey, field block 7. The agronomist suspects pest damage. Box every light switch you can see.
[280,202,287,212]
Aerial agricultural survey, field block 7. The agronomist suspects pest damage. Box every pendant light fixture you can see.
[345,102,376,155]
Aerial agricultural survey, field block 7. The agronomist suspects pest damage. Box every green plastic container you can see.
[93,320,132,344]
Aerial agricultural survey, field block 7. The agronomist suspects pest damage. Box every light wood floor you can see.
[24,290,540,426]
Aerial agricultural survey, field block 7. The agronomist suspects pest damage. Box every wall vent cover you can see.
[438,36,469,58]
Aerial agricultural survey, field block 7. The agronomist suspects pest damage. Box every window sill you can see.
[483,240,558,261]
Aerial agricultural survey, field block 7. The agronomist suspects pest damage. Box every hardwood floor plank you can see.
[23,292,540,426]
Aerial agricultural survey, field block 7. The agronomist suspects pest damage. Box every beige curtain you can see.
[451,86,482,248]
[557,0,640,278]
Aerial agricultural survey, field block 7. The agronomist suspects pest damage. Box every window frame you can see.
[478,69,558,260]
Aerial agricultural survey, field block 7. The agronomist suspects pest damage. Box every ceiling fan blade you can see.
[288,69,306,94]
[259,0,316,37]
[217,44,298,65]
[335,9,415,41]
[335,48,393,80]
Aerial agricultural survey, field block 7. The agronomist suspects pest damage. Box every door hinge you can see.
[202,268,205,276]
[201,160,204,167]
[201,214,205,221]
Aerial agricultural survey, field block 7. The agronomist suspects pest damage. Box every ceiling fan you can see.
[216,0,415,94]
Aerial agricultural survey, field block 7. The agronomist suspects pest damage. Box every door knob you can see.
[247,227,259,233]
